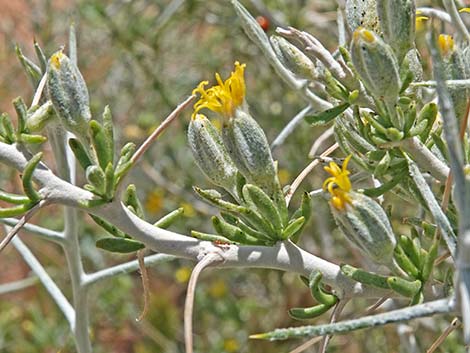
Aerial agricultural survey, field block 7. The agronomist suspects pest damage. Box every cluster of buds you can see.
[188,62,311,245]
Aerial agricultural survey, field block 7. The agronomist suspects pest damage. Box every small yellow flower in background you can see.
[438,34,454,57]
[145,189,164,214]
[278,168,291,186]
[459,7,470,13]
[192,62,246,119]
[223,338,240,353]
[208,278,227,298]
[123,124,143,140]
[415,13,429,32]
[322,155,352,210]
[175,266,191,283]
[181,202,195,218]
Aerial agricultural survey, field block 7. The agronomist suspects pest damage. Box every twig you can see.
[288,337,323,353]
[0,217,64,244]
[83,253,175,287]
[400,137,450,183]
[0,200,46,253]
[30,73,47,108]
[271,105,312,151]
[285,143,338,206]
[136,249,151,322]
[426,318,461,353]
[0,275,38,295]
[251,298,453,341]
[184,253,223,353]
[443,0,470,42]
[416,7,452,23]
[319,300,348,353]
[131,95,195,165]
[411,79,470,88]
[308,126,335,158]
[10,234,75,328]
[436,251,451,266]
[365,297,389,315]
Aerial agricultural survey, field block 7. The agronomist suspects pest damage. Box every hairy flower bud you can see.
[270,35,316,80]
[377,0,415,62]
[46,50,91,137]
[440,35,468,119]
[345,0,379,33]
[331,191,396,266]
[350,28,401,102]
[222,109,278,196]
[188,114,238,197]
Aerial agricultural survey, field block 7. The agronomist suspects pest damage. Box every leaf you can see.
[406,156,457,257]
[305,103,349,126]
[96,237,145,253]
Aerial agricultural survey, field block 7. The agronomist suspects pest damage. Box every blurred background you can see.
[0,0,464,352]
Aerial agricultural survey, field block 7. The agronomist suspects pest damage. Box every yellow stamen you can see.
[322,155,353,210]
[192,62,246,119]
[51,51,64,69]
[353,27,375,44]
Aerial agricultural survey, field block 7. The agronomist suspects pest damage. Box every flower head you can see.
[192,62,246,119]
[322,155,352,210]
[415,10,429,32]
[438,34,454,57]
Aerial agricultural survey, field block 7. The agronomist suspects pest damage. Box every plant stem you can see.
[10,235,75,328]
[83,253,175,287]
[400,137,449,183]
[0,217,64,244]
[49,128,91,353]
[251,298,453,340]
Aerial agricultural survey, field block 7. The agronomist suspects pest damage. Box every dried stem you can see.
[131,95,195,165]
[285,143,338,206]
[288,337,323,353]
[184,253,223,353]
[426,318,461,353]
[136,249,151,322]
[0,200,46,253]
[319,300,348,353]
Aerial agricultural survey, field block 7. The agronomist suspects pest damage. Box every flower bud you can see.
[345,0,380,33]
[46,50,91,138]
[222,109,279,196]
[377,0,416,62]
[270,35,316,80]
[188,114,238,197]
[331,191,396,266]
[439,35,468,119]
[350,27,401,102]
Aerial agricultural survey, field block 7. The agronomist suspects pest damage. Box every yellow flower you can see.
[145,189,164,214]
[181,202,196,218]
[438,34,454,57]
[175,266,192,283]
[322,155,352,210]
[192,62,246,119]
[223,338,239,353]
[208,279,227,298]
